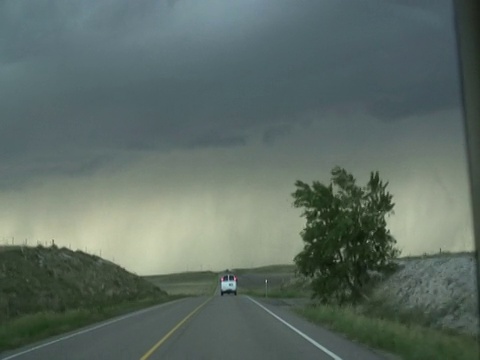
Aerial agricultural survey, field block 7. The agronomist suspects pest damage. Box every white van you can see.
[220,274,238,296]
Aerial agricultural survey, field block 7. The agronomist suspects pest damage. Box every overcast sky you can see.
[0,0,474,275]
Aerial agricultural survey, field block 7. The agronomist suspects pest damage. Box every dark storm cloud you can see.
[262,124,293,145]
[0,0,460,183]
[188,132,247,149]
[367,75,461,121]
[0,154,113,190]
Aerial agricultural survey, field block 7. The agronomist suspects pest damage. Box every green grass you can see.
[0,296,184,352]
[357,296,443,330]
[295,304,479,360]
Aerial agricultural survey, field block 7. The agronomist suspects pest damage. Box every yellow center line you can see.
[139,297,212,360]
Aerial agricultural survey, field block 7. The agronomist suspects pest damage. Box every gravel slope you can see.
[372,253,479,335]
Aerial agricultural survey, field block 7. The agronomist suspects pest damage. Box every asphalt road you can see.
[0,294,390,360]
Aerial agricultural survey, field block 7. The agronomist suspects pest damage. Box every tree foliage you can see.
[292,166,400,304]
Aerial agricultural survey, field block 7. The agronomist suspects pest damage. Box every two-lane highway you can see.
[0,295,389,360]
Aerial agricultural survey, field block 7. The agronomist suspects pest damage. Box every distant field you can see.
[398,250,475,260]
[143,265,307,298]
[0,245,22,252]
[233,264,296,274]
[143,271,218,296]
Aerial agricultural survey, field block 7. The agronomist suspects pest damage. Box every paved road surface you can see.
[0,295,389,360]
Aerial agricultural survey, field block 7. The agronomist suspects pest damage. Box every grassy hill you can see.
[0,245,168,323]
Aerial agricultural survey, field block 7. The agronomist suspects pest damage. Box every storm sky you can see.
[0,0,474,275]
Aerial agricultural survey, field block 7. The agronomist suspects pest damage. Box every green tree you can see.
[292,166,400,304]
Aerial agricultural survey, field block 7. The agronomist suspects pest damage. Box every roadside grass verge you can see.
[0,296,185,352]
[295,304,479,360]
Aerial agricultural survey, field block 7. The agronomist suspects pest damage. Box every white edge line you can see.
[247,296,343,360]
[0,299,185,360]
